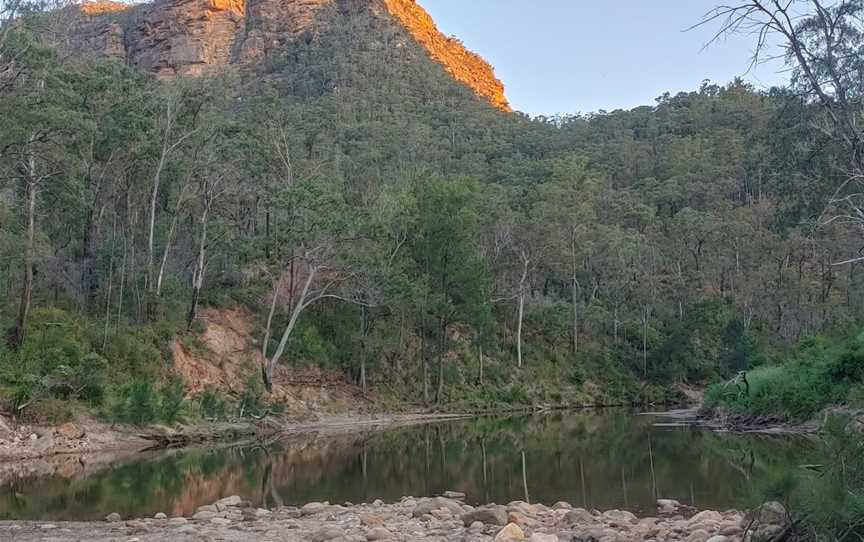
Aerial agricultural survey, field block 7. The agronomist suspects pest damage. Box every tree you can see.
[409,176,490,404]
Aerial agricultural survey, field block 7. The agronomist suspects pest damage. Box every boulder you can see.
[495,522,526,541]
[105,513,122,522]
[196,505,218,514]
[444,490,467,500]
[154,512,167,520]
[565,508,599,525]
[215,495,242,508]
[603,509,638,524]
[686,529,710,542]
[311,526,345,542]
[758,502,787,526]
[689,510,724,526]
[412,496,464,517]
[552,501,572,510]
[301,502,330,516]
[192,511,217,521]
[657,499,681,513]
[509,511,541,528]
[462,505,509,526]
[367,527,394,541]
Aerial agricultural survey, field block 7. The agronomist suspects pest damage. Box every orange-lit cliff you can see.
[68,0,511,111]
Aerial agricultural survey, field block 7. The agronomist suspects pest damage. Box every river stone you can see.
[168,517,188,526]
[301,502,330,516]
[495,522,526,541]
[565,508,599,525]
[470,521,485,531]
[509,511,541,528]
[758,502,787,525]
[462,505,509,526]
[552,501,572,510]
[686,529,711,542]
[444,490,467,500]
[603,510,638,524]
[367,527,394,541]
[755,524,785,541]
[311,526,344,542]
[192,511,217,521]
[196,505,218,514]
[529,534,560,542]
[431,508,452,520]
[154,512,167,520]
[105,513,122,523]
[690,510,724,525]
[720,523,743,536]
[216,495,242,508]
[413,496,464,517]
[210,517,231,526]
[658,499,681,513]
[706,536,729,542]
[360,513,388,527]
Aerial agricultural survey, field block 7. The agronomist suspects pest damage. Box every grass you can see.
[705,331,864,421]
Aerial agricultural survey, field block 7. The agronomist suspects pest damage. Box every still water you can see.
[0,410,817,520]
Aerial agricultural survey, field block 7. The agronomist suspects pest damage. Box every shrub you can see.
[114,379,157,425]
[159,377,186,423]
[199,386,228,420]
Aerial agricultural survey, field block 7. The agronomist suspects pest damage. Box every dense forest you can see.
[2,0,864,422]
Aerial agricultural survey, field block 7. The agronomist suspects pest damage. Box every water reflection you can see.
[0,410,818,520]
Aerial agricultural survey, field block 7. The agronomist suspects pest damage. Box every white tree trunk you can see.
[263,265,317,391]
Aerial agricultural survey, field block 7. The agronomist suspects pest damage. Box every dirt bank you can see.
[0,494,790,542]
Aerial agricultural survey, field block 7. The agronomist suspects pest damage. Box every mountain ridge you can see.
[68,0,511,111]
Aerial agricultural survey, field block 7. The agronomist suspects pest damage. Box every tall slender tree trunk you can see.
[516,290,525,369]
[571,277,579,354]
[187,202,209,331]
[359,305,367,396]
[11,174,39,349]
[12,145,37,350]
[516,255,529,369]
[263,265,317,391]
[102,214,117,350]
[436,318,446,404]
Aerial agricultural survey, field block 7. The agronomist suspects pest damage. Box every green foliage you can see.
[706,329,864,420]
[114,379,157,425]
[159,377,187,424]
[198,386,228,420]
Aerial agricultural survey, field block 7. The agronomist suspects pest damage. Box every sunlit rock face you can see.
[67,0,510,110]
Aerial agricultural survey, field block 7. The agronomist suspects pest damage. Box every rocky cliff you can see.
[66,0,511,110]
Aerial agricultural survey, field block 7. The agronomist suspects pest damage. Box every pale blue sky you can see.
[420,1,789,116]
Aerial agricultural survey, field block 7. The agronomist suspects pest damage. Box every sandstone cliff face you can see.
[70,0,510,110]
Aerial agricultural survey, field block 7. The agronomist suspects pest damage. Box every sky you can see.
[420,1,790,116]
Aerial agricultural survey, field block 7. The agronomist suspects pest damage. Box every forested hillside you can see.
[2,0,862,422]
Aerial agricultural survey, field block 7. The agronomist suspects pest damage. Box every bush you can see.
[114,379,157,425]
[706,329,864,420]
[199,386,228,420]
[159,377,186,423]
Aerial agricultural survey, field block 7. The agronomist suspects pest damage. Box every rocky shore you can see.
[0,494,789,542]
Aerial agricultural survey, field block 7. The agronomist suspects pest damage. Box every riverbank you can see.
[0,411,474,482]
[0,494,789,542]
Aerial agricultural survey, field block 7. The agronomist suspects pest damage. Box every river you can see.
[0,409,817,520]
